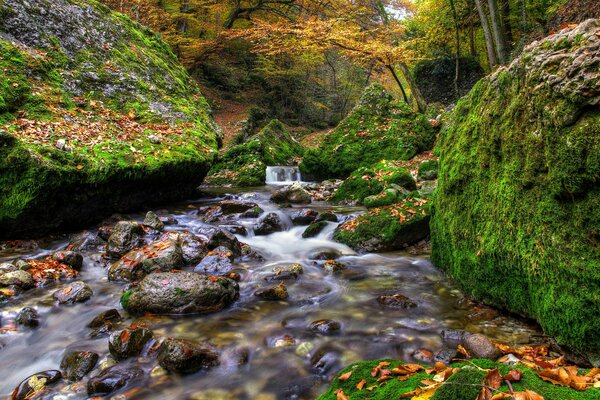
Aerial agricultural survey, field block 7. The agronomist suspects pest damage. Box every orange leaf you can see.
[338,371,352,381]
[356,379,366,390]
[486,368,503,390]
[503,369,523,382]
[334,388,349,400]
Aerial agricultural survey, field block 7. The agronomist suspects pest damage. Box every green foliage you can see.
[418,159,439,180]
[205,119,304,186]
[363,189,400,209]
[431,36,600,353]
[301,84,436,180]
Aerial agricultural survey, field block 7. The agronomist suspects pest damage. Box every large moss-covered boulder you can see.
[205,119,304,186]
[300,84,435,180]
[334,197,431,252]
[432,20,600,354]
[0,0,220,238]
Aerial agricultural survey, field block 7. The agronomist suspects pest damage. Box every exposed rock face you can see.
[122,272,239,315]
[432,20,600,354]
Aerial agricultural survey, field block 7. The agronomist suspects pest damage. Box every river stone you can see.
[108,238,184,281]
[61,351,99,381]
[88,309,122,328]
[309,319,341,334]
[53,281,93,304]
[322,260,346,274]
[0,262,16,273]
[377,294,417,309]
[87,364,144,396]
[240,205,264,218]
[196,226,242,257]
[255,282,288,300]
[462,333,502,360]
[0,269,34,289]
[302,221,329,238]
[254,212,285,235]
[11,370,62,400]
[16,307,39,328]
[106,221,143,258]
[266,263,304,282]
[291,209,318,225]
[108,326,153,360]
[315,212,338,223]
[219,200,259,215]
[158,338,220,374]
[143,211,164,231]
[307,247,342,260]
[69,231,106,252]
[194,246,234,274]
[271,183,312,204]
[51,250,83,270]
[220,224,248,236]
[123,272,239,315]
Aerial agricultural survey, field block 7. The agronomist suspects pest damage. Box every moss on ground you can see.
[431,21,600,354]
[0,0,219,237]
[205,119,304,186]
[318,359,600,400]
[300,83,435,180]
[333,196,431,252]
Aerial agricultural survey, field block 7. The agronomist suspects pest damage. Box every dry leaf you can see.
[334,388,349,400]
[338,371,352,381]
[356,379,366,390]
[486,368,503,390]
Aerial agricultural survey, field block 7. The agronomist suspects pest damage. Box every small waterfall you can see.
[265,166,302,185]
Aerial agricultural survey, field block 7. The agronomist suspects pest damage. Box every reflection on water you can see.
[0,188,542,399]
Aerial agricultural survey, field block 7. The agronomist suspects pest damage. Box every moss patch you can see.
[300,84,436,180]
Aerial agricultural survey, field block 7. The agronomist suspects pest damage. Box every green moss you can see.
[418,159,439,180]
[431,32,600,354]
[300,83,435,180]
[120,289,133,309]
[205,119,304,186]
[302,220,329,238]
[318,359,600,400]
[363,189,399,209]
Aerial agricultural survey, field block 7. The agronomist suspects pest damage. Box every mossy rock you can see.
[334,197,431,252]
[205,119,304,186]
[418,159,439,181]
[300,83,435,180]
[318,358,600,400]
[363,189,399,209]
[431,21,600,354]
[0,0,219,238]
[332,160,416,204]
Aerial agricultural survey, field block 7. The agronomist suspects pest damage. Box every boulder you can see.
[106,221,143,258]
[10,370,62,400]
[194,246,235,275]
[122,272,239,315]
[302,221,329,238]
[219,200,259,214]
[108,326,153,360]
[461,334,501,360]
[290,209,319,225]
[60,351,99,381]
[51,251,83,270]
[315,212,338,223]
[254,282,288,300]
[16,307,39,328]
[254,212,286,235]
[87,365,144,396]
[69,232,106,252]
[53,281,93,304]
[196,226,242,257]
[108,238,183,282]
[143,211,164,231]
[158,338,219,374]
[0,269,33,289]
[271,183,312,204]
[240,206,264,218]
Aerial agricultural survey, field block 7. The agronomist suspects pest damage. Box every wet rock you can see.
[240,206,264,218]
[108,238,183,281]
[143,211,164,231]
[315,212,338,223]
[11,370,62,400]
[462,333,502,360]
[197,205,225,223]
[197,226,242,257]
[307,248,342,260]
[13,259,30,270]
[377,293,417,309]
[220,225,248,236]
[310,345,341,376]
[266,263,303,281]
[322,260,346,274]
[51,250,83,270]
[122,272,239,315]
[219,200,259,214]
[106,221,143,258]
[53,281,93,304]
[255,282,288,300]
[271,183,312,204]
[309,319,341,334]
[16,307,39,328]
[0,270,34,289]
[0,262,16,273]
[412,348,434,363]
[291,209,318,225]
[160,215,178,225]
[158,338,219,374]
[87,364,144,396]
[61,351,99,381]
[434,348,459,364]
[171,231,209,265]
[270,334,297,348]
[194,246,235,274]
[108,326,153,360]
[254,212,285,235]
[87,309,122,336]
[441,329,468,343]
[239,242,264,262]
[302,221,329,238]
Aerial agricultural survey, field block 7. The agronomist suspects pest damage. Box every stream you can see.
[0,186,543,399]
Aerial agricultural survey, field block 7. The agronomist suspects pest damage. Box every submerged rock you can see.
[122,272,239,315]
[377,294,417,309]
[53,281,93,304]
[194,246,235,274]
[61,351,99,381]
[309,319,341,335]
[158,338,220,374]
[87,365,144,396]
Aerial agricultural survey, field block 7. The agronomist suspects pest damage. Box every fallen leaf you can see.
[486,368,503,390]
[334,388,349,400]
[356,379,366,390]
[338,371,352,381]
[503,369,523,382]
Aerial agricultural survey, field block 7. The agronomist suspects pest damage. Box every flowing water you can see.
[265,166,302,185]
[0,187,542,399]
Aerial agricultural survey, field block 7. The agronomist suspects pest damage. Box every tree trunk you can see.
[449,0,461,100]
[488,0,509,64]
[500,0,513,47]
[398,63,428,113]
[468,0,477,56]
[475,0,498,68]
[385,64,409,105]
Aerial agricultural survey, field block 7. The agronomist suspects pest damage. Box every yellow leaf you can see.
[76,164,84,170]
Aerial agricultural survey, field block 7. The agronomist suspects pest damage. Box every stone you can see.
[51,251,83,270]
[11,370,62,400]
[220,224,248,236]
[16,307,39,328]
[171,231,209,265]
[322,260,346,274]
[108,238,183,282]
[254,212,286,235]
[307,248,342,260]
[271,182,312,204]
[377,294,417,309]
[122,272,239,315]
[61,351,99,381]
[309,319,341,334]
[196,226,242,257]
[194,246,235,275]
[53,281,93,304]
[143,211,164,231]
[315,212,338,223]
[462,334,502,360]
[302,221,329,238]
[157,338,219,374]
[106,221,143,258]
[266,263,303,282]
[255,282,288,301]
[219,200,259,214]
[0,270,34,289]
[290,209,319,225]
[108,326,153,360]
[87,308,122,329]
[240,206,264,218]
[87,365,144,396]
